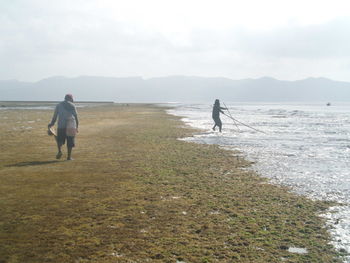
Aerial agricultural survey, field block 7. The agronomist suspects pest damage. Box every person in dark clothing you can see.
[212,99,227,132]
[48,94,79,160]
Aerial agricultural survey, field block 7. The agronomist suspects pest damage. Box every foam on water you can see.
[169,102,350,262]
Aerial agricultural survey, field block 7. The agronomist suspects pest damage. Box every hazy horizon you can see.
[1,75,350,102]
[1,74,349,84]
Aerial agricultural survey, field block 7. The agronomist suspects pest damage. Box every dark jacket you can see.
[212,104,225,119]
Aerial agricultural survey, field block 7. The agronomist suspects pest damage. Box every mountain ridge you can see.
[1,75,350,102]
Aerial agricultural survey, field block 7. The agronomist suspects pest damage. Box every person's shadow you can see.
[6,160,59,167]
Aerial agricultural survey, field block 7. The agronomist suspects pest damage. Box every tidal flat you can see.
[0,103,343,262]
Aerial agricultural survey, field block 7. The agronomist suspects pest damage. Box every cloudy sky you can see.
[1,0,350,82]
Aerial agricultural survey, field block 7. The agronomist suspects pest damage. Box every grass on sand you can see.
[0,104,343,262]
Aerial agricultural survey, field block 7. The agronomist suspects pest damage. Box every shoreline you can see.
[0,103,344,262]
[168,102,350,261]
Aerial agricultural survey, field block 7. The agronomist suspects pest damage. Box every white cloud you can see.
[1,0,350,81]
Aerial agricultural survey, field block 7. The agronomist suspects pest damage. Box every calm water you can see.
[169,102,350,261]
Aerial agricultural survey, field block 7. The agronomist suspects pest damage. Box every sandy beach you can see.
[0,103,342,262]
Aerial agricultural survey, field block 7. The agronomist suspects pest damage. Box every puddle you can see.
[288,247,308,254]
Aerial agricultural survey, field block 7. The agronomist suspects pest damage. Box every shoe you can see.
[56,152,62,159]
[67,157,74,161]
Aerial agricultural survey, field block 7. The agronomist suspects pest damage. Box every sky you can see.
[1,0,350,82]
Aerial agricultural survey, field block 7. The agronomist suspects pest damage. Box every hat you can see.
[64,94,74,102]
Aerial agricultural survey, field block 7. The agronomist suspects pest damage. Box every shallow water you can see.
[0,102,109,110]
[169,102,350,261]
[0,106,54,110]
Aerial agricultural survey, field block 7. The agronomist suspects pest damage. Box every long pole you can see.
[222,102,240,131]
[222,112,268,135]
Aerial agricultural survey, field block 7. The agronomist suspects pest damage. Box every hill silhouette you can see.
[1,76,350,102]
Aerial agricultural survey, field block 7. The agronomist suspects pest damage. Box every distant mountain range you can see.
[1,75,350,102]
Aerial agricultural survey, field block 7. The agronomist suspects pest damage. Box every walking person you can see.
[48,94,79,160]
[212,99,227,132]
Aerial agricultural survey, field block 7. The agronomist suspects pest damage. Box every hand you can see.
[76,128,79,133]
[48,123,53,128]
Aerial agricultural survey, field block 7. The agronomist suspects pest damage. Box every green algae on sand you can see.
[0,103,341,262]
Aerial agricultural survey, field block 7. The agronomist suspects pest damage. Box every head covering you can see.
[64,94,74,102]
[214,99,220,105]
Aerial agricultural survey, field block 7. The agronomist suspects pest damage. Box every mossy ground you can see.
[0,104,341,262]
